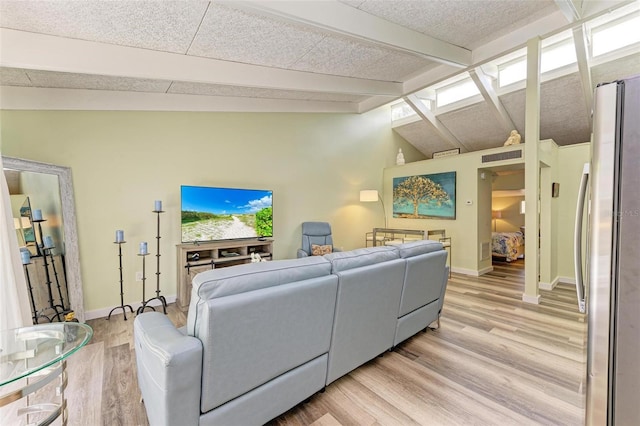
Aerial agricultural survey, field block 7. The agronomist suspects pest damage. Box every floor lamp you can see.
[360,190,387,228]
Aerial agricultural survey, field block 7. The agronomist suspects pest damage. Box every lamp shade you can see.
[360,190,379,202]
[491,210,502,219]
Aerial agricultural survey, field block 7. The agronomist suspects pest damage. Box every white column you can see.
[523,37,542,304]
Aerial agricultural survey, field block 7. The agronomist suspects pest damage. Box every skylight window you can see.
[499,59,527,87]
[541,40,577,73]
[497,38,577,88]
[391,101,417,121]
[592,14,640,57]
[436,78,480,107]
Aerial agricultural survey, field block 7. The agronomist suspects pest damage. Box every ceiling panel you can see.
[438,102,511,151]
[392,120,451,158]
[0,0,209,53]
[0,67,31,86]
[343,0,558,49]
[353,51,436,82]
[290,34,390,78]
[591,53,640,89]
[500,72,591,146]
[188,3,326,68]
[539,73,591,145]
[20,69,172,93]
[169,81,366,103]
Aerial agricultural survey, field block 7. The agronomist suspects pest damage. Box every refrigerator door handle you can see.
[574,162,589,313]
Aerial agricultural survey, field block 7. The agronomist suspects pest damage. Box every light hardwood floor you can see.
[65,261,586,425]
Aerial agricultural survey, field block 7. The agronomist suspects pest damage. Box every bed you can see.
[492,231,524,262]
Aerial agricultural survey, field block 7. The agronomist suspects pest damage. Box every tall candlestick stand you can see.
[33,218,64,321]
[143,209,167,314]
[23,261,51,324]
[45,244,68,311]
[107,241,134,320]
[136,252,155,315]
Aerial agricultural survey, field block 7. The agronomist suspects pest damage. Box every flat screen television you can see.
[181,185,273,243]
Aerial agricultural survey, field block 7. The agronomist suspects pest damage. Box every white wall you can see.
[1,108,425,314]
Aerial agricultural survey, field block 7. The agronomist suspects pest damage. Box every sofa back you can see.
[396,240,448,317]
[188,257,338,414]
[323,246,406,384]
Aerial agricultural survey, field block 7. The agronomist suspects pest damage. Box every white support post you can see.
[523,37,542,305]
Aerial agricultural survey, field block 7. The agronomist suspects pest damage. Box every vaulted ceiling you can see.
[1,0,638,157]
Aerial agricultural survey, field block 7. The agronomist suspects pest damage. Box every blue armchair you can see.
[297,222,341,258]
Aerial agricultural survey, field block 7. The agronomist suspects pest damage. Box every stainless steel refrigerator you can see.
[575,74,640,425]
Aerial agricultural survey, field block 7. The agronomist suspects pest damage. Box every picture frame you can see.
[432,148,460,159]
[392,171,456,220]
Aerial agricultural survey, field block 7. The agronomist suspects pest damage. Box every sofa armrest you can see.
[297,249,309,258]
[134,312,203,426]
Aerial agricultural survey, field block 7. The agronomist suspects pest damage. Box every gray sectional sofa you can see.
[134,239,448,425]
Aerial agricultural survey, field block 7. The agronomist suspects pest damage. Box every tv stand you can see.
[176,239,274,310]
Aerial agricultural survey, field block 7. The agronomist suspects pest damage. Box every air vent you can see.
[482,149,522,163]
[481,241,490,260]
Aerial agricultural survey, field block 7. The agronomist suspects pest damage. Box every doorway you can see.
[489,167,525,268]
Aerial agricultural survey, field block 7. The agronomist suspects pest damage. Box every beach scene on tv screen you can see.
[181,186,273,242]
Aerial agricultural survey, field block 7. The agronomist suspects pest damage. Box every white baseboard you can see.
[85,295,177,320]
[558,276,576,285]
[539,276,560,291]
[451,266,493,276]
[522,293,541,304]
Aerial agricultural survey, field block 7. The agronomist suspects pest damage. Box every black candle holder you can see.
[107,240,134,320]
[33,218,65,322]
[44,243,68,312]
[142,209,167,314]
[23,261,51,324]
[136,252,156,315]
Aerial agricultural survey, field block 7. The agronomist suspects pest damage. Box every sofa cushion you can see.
[396,239,444,258]
[323,245,399,273]
[311,244,333,256]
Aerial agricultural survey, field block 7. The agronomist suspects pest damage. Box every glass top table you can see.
[1,322,92,425]
[1,322,92,387]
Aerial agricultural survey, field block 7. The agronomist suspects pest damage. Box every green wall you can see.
[556,142,590,281]
[383,145,524,275]
[1,108,424,315]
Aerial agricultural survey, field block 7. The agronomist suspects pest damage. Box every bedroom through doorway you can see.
[490,168,525,269]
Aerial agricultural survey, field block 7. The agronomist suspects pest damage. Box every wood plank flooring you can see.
[62,261,586,425]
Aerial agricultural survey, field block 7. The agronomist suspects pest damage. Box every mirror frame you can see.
[3,156,85,322]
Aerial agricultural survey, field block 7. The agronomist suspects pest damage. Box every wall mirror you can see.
[3,156,85,323]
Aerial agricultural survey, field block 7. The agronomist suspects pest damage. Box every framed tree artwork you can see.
[393,172,456,219]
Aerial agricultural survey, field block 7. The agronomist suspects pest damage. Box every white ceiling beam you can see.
[0,28,401,97]
[403,94,469,153]
[0,86,359,113]
[230,1,471,68]
[469,67,517,134]
[554,0,582,22]
[572,25,593,127]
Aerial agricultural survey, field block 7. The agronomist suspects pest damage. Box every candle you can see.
[21,249,31,265]
[154,200,162,212]
[115,230,124,243]
[32,209,43,221]
[44,235,54,248]
[139,242,148,255]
